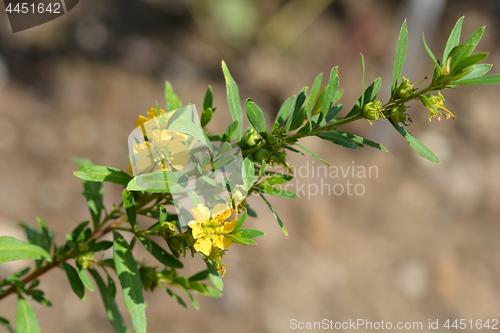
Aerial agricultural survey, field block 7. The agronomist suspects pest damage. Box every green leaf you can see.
[454,64,492,82]
[87,240,113,252]
[16,295,42,333]
[19,220,53,258]
[221,120,239,143]
[233,210,247,233]
[443,16,464,63]
[295,143,330,166]
[259,193,287,236]
[137,236,183,268]
[89,269,131,333]
[335,130,388,151]
[222,61,243,140]
[344,78,381,118]
[453,73,500,85]
[77,266,94,292]
[224,234,257,245]
[235,228,265,239]
[275,95,295,126]
[264,174,293,186]
[203,85,213,111]
[0,317,15,333]
[392,20,408,91]
[126,171,188,193]
[163,286,188,308]
[0,237,51,264]
[122,190,137,228]
[318,66,339,124]
[317,132,359,150]
[200,107,214,128]
[242,157,255,191]
[213,155,236,170]
[259,184,298,199]
[205,257,223,291]
[450,52,488,77]
[70,158,103,229]
[188,270,209,282]
[360,55,365,106]
[245,99,267,139]
[113,232,147,333]
[179,287,199,310]
[169,117,212,150]
[309,72,323,104]
[455,26,485,63]
[62,262,85,300]
[286,87,307,132]
[422,34,441,71]
[73,166,132,186]
[323,104,343,124]
[165,81,183,111]
[389,119,440,163]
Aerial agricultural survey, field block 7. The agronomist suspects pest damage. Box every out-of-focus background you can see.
[1,0,500,332]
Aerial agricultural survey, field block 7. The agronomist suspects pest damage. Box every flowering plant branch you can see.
[1,17,499,333]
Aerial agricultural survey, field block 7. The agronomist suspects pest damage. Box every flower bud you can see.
[139,266,159,291]
[159,221,176,239]
[240,128,261,149]
[252,148,271,164]
[362,100,383,120]
[393,76,415,100]
[76,253,96,270]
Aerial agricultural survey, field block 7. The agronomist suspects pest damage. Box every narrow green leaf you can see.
[245,99,267,139]
[74,166,132,186]
[454,63,491,82]
[221,120,239,143]
[392,20,408,91]
[309,72,323,104]
[317,132,359,150]
[275,95,295,126]
[455,26,485,63]
[168,117,212,150]
[286,88,307,132]
[200,107,214,128]
[264,174,293,185]
[318,66,339,124]
[360,55,365,107]
[452,73,500,85]
[422,33,441,70]
[77,266,94,292]
[450,53,488,77]
[324,104,343,124]
[389,119,440,163]
[165,81,183,111]
[259,193,287,237]
[203,85,213,111]
[335,130,388,151]
[113,232,147,333]
[236,228,265,239]
[295,143,330,166]
[205,257,223,290]
[188,270,210,282]
[224,234,257,245]
[443,16,464,63]
[221,61,243,140]
[213,155,236,170]
[0,237,51,264]
[126,171,188,193]
[163,287,188,308]
[0,317,15,333]
[233,210,247,233]
[62,262,85,300]
[179,287,199,310]
[89,269,131,333]
[259,184,298,199]
[137,236,183,268]
[122,190,136,228]
[242,157,255,191]
[16,295,42,333]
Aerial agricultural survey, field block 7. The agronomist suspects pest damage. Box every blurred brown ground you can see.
[1,0,500,332]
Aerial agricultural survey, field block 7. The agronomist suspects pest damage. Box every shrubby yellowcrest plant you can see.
[1,17,500,333]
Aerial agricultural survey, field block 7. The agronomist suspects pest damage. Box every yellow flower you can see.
[188,203,237,256]
[132,108,191,175]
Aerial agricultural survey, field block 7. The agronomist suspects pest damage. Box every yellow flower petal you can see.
[170,131,190,141]
[167,139,187,154]
[135,156,155,174]
[169,152,189,170]
[222,218,238,234]
[147,108,165,119]
[194,238,212,256]
[213,235,232,250]
[192,204,210,222]
[135,115,150,129]
[188,221,204,239]
[151,129,171,148]
[133,141,153,156]
[212,203,231,221]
